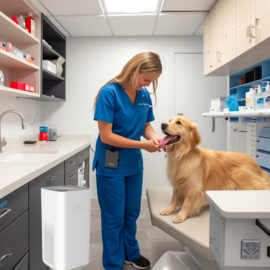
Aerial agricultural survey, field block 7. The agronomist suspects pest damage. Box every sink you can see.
[0,151,57,163]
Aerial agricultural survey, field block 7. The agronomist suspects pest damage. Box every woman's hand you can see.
[151,134,166,152]
[142,140,161,153]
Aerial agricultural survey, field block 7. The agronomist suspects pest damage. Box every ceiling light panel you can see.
[108,14,156,36]
[155,13,207,35]
[104,0,159,13]
[55,15,112,36]
[162,0,218,11]
[40,0,103,16]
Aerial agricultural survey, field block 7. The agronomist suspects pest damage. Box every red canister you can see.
[40,126,48,141]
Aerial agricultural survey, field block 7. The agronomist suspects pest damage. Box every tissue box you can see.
[51,56,65,76]
[12,46,26,61]
[10,82,35,92]
[210,97,226,112]
[42,60,56,73]
[0,42,12,52]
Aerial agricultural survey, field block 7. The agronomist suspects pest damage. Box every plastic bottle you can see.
[255,85,264,110]
[245,88,256,110]
[263,82,270,109]
[18,15,25,29]
[25,13,35,37]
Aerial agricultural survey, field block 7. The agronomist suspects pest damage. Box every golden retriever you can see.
[159,116,270,223]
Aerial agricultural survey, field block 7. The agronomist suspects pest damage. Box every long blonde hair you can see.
[93,51,162,110]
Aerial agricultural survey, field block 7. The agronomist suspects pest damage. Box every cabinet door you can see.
[236,0,256,56]
[29,163,64,270]
[65,167,78,186]
[204,15,212,75]
[255,0,270,44]
[224,0,236,63]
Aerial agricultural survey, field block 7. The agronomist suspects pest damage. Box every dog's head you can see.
[160,116,201,149]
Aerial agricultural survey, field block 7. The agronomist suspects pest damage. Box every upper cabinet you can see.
[204,0,270,76]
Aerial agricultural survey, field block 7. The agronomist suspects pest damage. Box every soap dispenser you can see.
[255,85,264,110]
[246,88,256,110]
[263,82,270,110]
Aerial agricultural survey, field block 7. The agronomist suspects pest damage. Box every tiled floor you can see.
[85,199,185,270]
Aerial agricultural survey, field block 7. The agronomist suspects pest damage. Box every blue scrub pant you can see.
[96,172,143,270]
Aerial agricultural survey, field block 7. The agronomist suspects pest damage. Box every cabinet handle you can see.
[0,208,11,219]
[81,153,86,157]
[233,128,237,132]
[69,161,75,165]
[0,253,12,266]
[69,175,76,179]
[217,51,222,62]
[212,117,215,132]
[250,25,255,38]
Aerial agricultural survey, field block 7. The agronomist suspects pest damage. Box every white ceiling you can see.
[30,0,219,37]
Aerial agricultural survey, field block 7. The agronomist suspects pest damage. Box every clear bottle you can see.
[18,15,25,29]
[263,82,270,109]
[246,88,256,110]
[255,85,264,110]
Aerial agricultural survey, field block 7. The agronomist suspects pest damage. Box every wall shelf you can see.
[0,11,40,44]
[0,85,39,98]
[43,69,64,81]
[0,50,39,70]
[203,111,270,118]
[42,43,62,59]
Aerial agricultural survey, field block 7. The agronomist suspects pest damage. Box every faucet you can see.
[0,110,26,154]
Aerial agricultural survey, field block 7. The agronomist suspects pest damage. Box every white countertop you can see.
[206,190,270,219]
[0,134,91,199]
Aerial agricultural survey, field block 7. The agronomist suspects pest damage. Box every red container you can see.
[25,13,35,36]
[39,132,48,141]
[10,82,35,93]
[11,17,19,25]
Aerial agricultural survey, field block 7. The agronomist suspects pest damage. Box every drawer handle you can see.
[81,154,86,157]
[69,161,75,165]
[0,253,12,266]
[46,176,55,187]
[69,175,76,179]
[0,208,11,219]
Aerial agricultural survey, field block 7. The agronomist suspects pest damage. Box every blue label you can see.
[257,98,264,104]
[266,96,270,103]
[0,200,7,208]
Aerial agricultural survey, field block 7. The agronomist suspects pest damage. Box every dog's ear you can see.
[190,123,201,148]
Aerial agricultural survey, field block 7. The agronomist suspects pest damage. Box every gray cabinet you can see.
[65,154,77,175]
[0,211,28,270]
[65,167,78,186]
[13,253,28,270]
[29,162,64,270]
[0,184,28,232]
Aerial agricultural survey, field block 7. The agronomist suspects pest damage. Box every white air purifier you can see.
[41,186,91,270]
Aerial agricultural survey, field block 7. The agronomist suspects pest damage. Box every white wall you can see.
[40,36,204,198]
[0,95,42,139]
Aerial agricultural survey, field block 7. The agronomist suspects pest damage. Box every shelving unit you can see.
[0,0,41,98]
[40,13,66,102]
[203,57,270,120]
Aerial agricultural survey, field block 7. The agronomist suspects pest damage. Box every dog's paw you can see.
[159,208,173,216]
[172,215,186,223]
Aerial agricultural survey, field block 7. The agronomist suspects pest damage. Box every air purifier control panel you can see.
[72,199,84,212]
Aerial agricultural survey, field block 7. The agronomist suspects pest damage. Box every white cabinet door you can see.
[175,53,216,150]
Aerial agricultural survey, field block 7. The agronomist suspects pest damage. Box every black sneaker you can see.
[124,255,150,269]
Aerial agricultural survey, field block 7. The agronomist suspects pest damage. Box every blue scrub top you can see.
[92,83,155,176]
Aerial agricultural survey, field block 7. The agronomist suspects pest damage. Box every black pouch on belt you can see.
[104,149,119,168]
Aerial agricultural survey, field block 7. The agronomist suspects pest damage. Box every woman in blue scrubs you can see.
[92,51,163,270]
